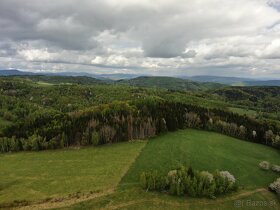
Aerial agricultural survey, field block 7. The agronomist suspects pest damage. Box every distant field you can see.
[228,107,279,121]
[228,107,258,117]
[0,141,146,205]
[36,81,55,86]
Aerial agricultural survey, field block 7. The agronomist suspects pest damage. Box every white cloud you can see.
[18,49,52,61]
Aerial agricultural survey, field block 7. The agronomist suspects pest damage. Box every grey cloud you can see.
[182,50,197,58]
[0,0,280,77]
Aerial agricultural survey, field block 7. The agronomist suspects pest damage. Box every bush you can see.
[10,136,22,152]
[213,171,237,195]
[167,167,187,196]
[140,167,238,199]
[200,171,214,183]
[259,161,270,170]
[140,171,167,191]
[271,165,280,173]
[91,131,100,146]
[269,178,280,195]
[219,171,236,183]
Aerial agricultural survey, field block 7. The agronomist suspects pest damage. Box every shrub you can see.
[140,167,237,199]
[91,131,100,146]
[47,138,58,150]
[259,161,270,170]
[197,171,216,198]
[140,171,167,191]
[167,167,187,196]
[200,171,214,183]
[10,136,22,152]
[0,137,11,152]
[219,171,236,183]
[271,165,280,173]
[213,171,237,195]
[27,134,47,151]
[269,178,280,195]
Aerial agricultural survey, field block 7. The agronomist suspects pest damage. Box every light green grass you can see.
[36,81,55,86]
[228,107,258,117]
[123,129,280,189]
[0,141,146,204]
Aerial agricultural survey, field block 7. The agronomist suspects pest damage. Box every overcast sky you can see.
[1,0,280,78]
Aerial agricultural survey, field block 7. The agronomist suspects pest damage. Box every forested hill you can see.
[243,80,280,86]
[187,75,253,85]
[117,76,225,91]
[212,86,280,113]
[0,76,280,153]
[186,75,280,86]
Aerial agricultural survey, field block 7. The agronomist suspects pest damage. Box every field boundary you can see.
[99,188,269,210]
[10,188,115,210]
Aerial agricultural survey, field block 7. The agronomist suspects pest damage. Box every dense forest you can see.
[0,76,280,152]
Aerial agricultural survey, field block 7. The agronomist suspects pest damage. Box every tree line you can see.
[1,98,280,152]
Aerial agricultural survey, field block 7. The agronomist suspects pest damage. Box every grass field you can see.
[61,129,280,210]
[122,129,280,189]
[0,141,146,205]
[1,129,279,209]
[228,107,258,118]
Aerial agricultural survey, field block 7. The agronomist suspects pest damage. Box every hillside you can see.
[186,75,255,85]
[212,86,280,114]
[244,80,280,86]
[187,75,280,86]
[0,69,36,76]
[118,76,225,91]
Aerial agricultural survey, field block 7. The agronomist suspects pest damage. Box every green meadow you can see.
[1,129,279,209]
[0,141,146,204]
[63,129,280,210]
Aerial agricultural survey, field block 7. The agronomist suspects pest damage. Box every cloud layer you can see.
[0,0,280,77]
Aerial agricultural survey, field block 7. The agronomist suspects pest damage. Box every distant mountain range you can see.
[1,69,280,87]
[0,69,144,81]
[183,75,280,86]
[117,76,225,91]
[0,69,37,76]
[185,75,255,85]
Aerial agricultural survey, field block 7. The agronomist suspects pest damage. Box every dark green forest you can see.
[0,75,279,152]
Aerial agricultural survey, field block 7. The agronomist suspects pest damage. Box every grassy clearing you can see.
[36,81,55,86]
[123,129,280,189]
[0,141,146,205]
[228,107,258,117]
